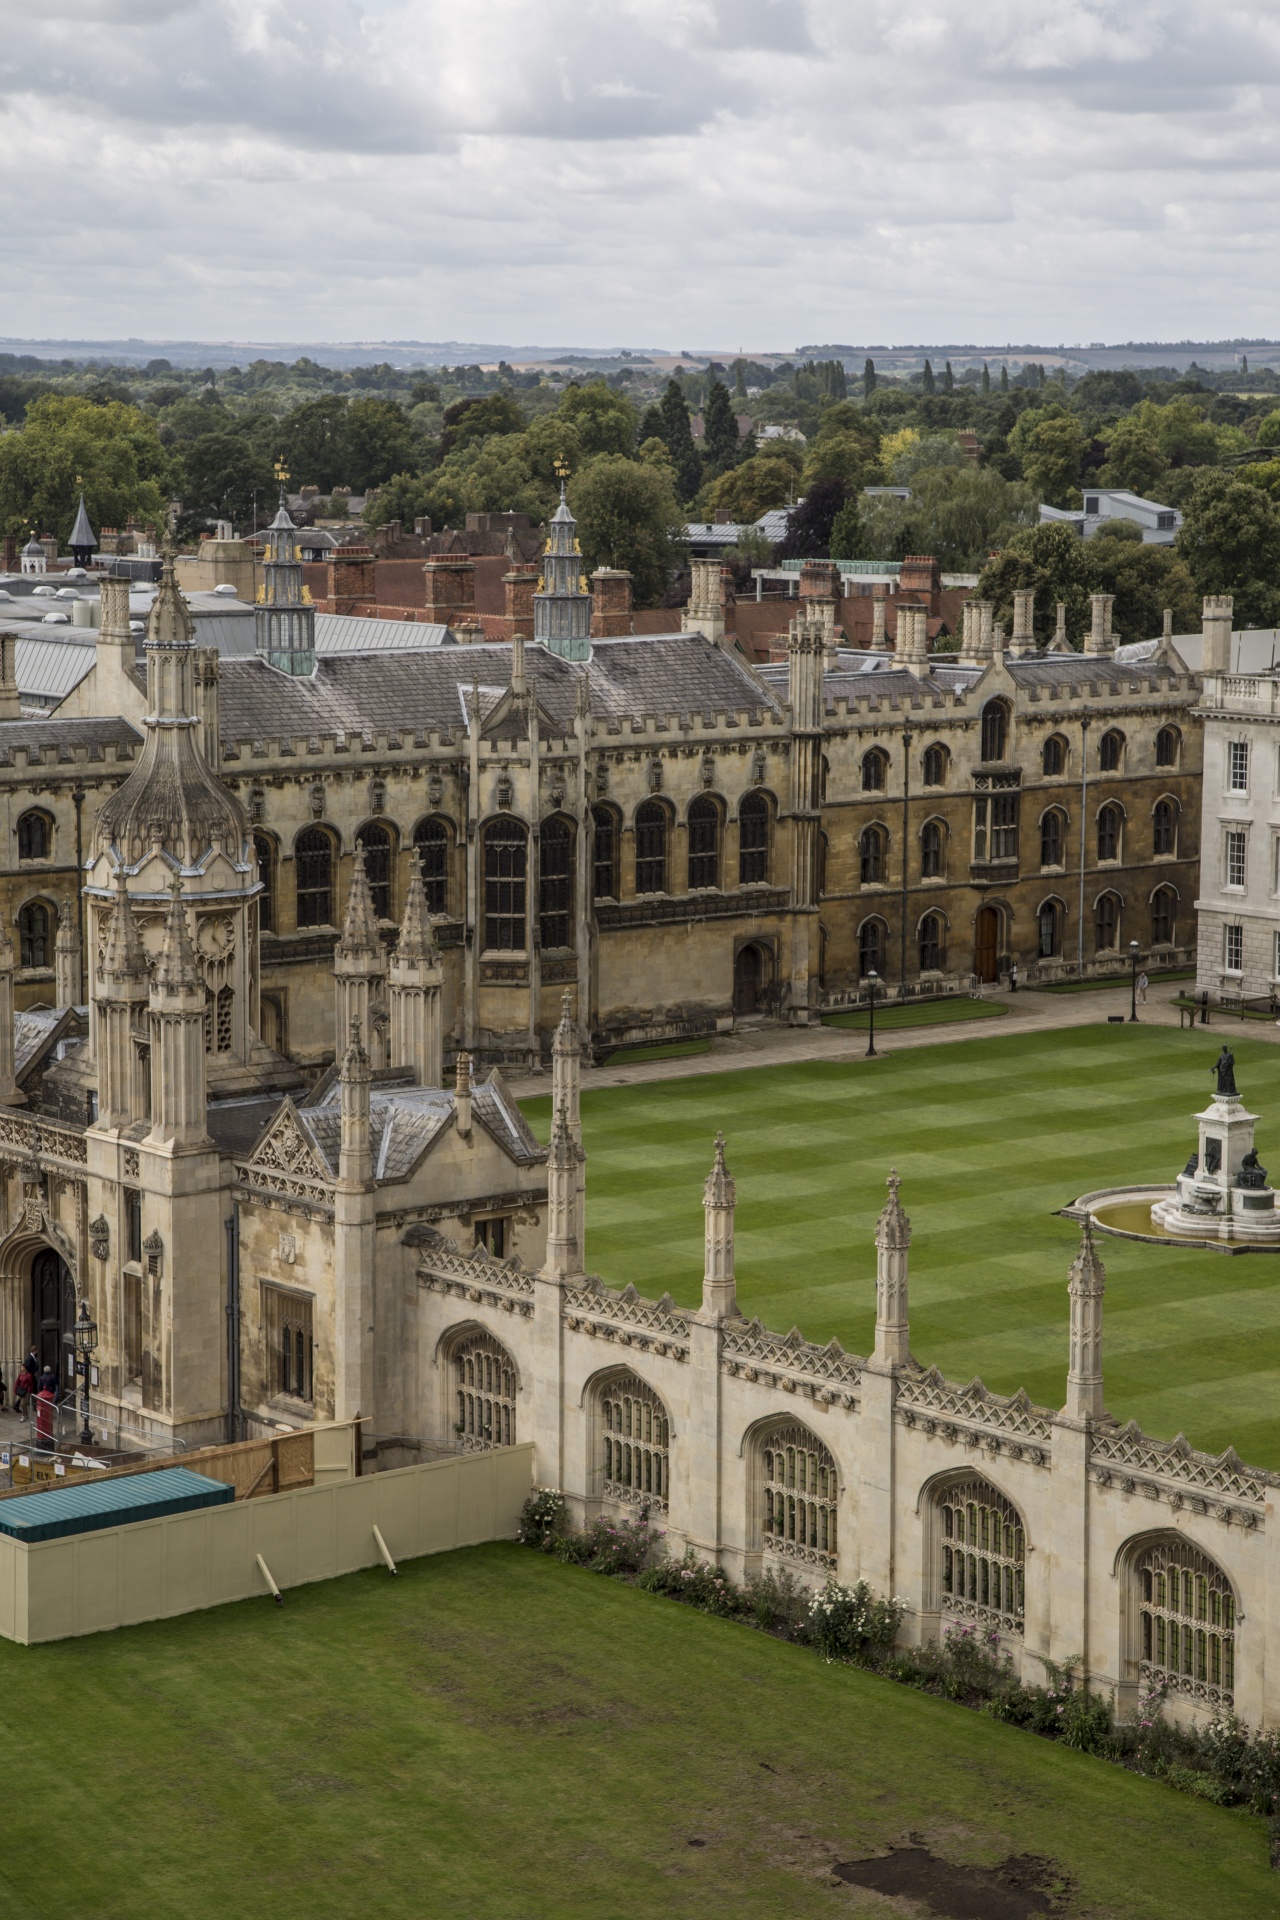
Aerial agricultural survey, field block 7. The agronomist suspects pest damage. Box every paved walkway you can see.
[506,981,1279,1100]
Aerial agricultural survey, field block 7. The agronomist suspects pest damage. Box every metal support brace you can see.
[256,1552,283,1604]
[372,1524,398,1575]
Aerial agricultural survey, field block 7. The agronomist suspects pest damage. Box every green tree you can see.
[976,522,1093,645]
[889,433,966,484]
[658,380,703,502]
[554,381,637,457]
[361,471,436,532]
[1175,469,1280,626]
[1096,418,1168,497]
[1009,406,1086,507]
[343,398,416,493]
[0,393,172,540]
[981,363,991,394]
[922,360,936,395]
[1084,522,1199,643]
[829,497,865,561]
[863,358,877,399]
[1256,408,1280,448]
[178,434,275,534]
[278,396,351,492]
[943,361,954,394]
[439,391,527,456]
[802,429,878,491]
[775,477,851,560]
[1000,365,1010,393]
[703,452,799,524]
[569,454,685,607]
[702,379,740,475]
[638,403,665,444]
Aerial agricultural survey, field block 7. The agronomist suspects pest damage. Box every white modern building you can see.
[1193,599,1280,1002]
[1041,488,1182,545]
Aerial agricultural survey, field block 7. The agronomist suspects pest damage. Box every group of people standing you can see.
[6,1348,62,1441]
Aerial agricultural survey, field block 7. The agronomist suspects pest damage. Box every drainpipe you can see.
[1077,718,1090,979]
[71,785,86,1002]
[225,1203,241,1443]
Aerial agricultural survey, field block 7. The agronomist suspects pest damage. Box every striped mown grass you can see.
[525,1024,1280,1469]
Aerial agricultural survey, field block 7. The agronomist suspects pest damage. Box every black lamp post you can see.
[74,1301,97,1448]
[866,968,880,1058]
[1129,939,1141,1024]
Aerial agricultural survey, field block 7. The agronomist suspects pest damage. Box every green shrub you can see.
[807,1581,904,1663]
[742,1566,811,1639]
[517,1488,567,1551]
[638,1550,740,1616]
[555,1516,659,1576]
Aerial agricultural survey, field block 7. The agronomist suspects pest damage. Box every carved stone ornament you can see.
[278,1231,297,1265]
[701,752,716,789]
[647,756,663,794]
[496,773,514,810]
[594,763,609,799]
[427,773,444,807]
[752,745,767,785]
[143,1228,163,1278]
[249,783,265,824]
[89,1214,110,1262]
[369,776,387,816]
[308,782,325,819]
[550,779,566,808]
[123,1149,140,1179]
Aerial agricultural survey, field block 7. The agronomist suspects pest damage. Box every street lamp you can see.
[866,968,880,1059]
[74,1301,97,1448]
[1129,939,1141,1024]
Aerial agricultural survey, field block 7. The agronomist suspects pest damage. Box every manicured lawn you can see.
[603,1037,713,1065]
[6,1544,1275,1919]
[823,996,1006,1031]
[525,1025,1280,1469]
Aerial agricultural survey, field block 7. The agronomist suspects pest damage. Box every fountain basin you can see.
[1068,1185,1280,1253]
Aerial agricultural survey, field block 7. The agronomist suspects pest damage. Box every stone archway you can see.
[734,942,772,1017]
[31,1246,75,1383]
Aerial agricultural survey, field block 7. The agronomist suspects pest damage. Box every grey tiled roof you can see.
[299,1070,545,1184]
[757,646,1192,709]
[218,632,778,745]
[0,714,141,762]
[206,1096,282,1157]
[14,1008,75,1083]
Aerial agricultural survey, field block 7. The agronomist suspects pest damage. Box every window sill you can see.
[480,949,529,961]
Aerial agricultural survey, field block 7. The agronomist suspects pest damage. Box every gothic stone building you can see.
[0,557,1271,1730]
[0,526,1202,1072]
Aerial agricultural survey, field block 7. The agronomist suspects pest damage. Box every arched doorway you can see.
[734,943,768,1016]
[31,1247,74,1384]
[973,906,1000,984]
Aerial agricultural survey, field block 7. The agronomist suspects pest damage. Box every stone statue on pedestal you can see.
[1240,1148,1269,1190]
[1213,1045,1238,1098]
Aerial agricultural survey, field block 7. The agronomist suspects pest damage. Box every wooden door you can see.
[734,944,763,1015]
[974,906,1000,983]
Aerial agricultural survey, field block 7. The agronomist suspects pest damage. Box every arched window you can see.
[1042,734,1067,777]
[483,817,527,950]
[860,825,886,885]
[16,812,50,861]
[600,1373,670,1513]
[738,792,771,886]
[1151,886,1177,946]
[414,817,452,917]
[922,743,947,788]
[1156,726,1180,768]
[1098,803,1122,862]
[539,816,573,949]
[254,833,275,933]
[1099,729,1125,773]
[938,1477,1025,1635]
[1038,899,1062,959]
[356,822,393,922]
[634,801,668,895]
[862,748,888,792]
[454,1330,518,1451]
[980,698,1009,764]
[687,795,721,891]
[919,914,944,972]
[920,819,944,879]
[295,828,335,928]
[1153,798,1177,857]
[1040,809,1065,868]
[1136,1539,1235,1709]
[17,901,50,970]
[591,805,619,901]
[1095,892,1121,952]
[858,918,885,977]
[758,1423,838,1569]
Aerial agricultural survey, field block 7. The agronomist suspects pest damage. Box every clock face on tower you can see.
[196,914,235,962]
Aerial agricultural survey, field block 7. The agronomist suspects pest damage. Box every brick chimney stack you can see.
[504,562,538,637]
[590,568,634,638]
[423,554,476,625]
[325,547,377,614]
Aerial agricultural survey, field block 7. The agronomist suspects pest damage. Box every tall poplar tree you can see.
[658,380,702,502]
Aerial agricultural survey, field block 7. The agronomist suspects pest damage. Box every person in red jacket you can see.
[34,1385,55,1444]
[12,1366,33,1418]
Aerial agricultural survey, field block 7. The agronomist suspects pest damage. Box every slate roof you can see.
[296,1071,545,1183]
[756,645,1191,708]
[0,713,141,762]
[218,632,778,745]
[15,1007,77,1084]
[205,1095,283,1158]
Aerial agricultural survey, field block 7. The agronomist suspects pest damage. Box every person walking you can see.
[1009,959,1019,993]
[1138,970,1149,1004]
[12,1363,33,1419]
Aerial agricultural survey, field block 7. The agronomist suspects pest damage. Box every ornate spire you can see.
[394,861,435,966]
[153,878,201,994]
[339,1015,373,1184]
[534,468,591,661]
[704,1131,735,1210]
[147,535,195,650]
[101,867,148,986]
[54,904,79,1010]
[1064,1217,1106,1423]
[700,1131,738,1320]
[454,1050,473,1134]
[341,1013,371,1084]
[873,1168,911,1366]
[339,847,383,952]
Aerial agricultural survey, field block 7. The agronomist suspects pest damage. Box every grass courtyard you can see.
[5,1543,1275,1920]
[524,1024,1280,1469]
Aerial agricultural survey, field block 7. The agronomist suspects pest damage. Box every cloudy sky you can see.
[5,0,1280,350]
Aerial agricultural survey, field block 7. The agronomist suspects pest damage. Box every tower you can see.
[147,881,209,1151]
[1201,594,1234,676]
[334,850,387,1069]
[94,867,149,1130]
[1063,1218,1105,1423]
[873,1169,911,1365]
[334,1018,376,1429]
[387,863,442,1086]
[533,481,591,662]
[68,493,97,568]
[700,1133,738,1321]
[255,499,316,675]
